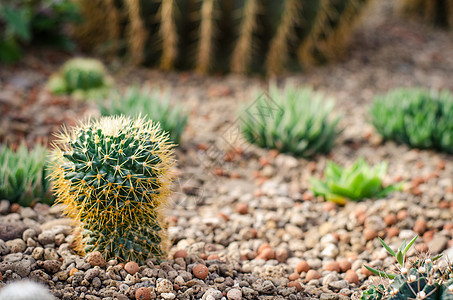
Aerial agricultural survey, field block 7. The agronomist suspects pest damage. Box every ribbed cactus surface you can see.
[73,0,370,74]
[397,0,453,28]
[50,116,175,263]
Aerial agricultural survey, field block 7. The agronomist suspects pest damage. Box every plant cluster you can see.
[397,0,453,28]
[0,143,53,207]
[240,84,340,158]
[73,0,370,74]
[98,87,188,144]
[370,88,453,154]
[0,0,80,63]
[309,158,402,205]
[47,57,113,100]
[362,236,453,299]
[50,115,175,263]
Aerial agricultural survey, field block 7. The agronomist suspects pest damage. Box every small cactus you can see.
[50,115,175,263]
[47,57,113,100]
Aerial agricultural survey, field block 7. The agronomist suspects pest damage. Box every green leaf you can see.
[378,237,396,257]
[2,6,31,41]
[403,235,418,255]
[363,265,395,279]
[396,249,404,267]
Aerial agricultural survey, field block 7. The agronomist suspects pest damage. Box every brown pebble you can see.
[268,149,279,158]
[86,251,106,268]
[69,268,78,277]
[218,212,229,221]
[125,261,139,275]
[276,248,289,263]
[302,191,314,201]
[439,201,450,209]
[236,203,248,215]
[288,273,300,281]
[387,227,399,238]
[201,253,208,260]
[174,250,187,259]
[437,160,446,170]
[447,186,453,194]
[287,281,302,291]
[397,210,408,221]
[206,254,220,260]
[339,260,352,273]
[307,162,317,173]
[257,243,271,255]
[173,284,180,291]
[10,203,21,213]
[258,248,275,261]
[229,172,241,179]
[384,214,397,226]
[412,186,422,196]
[444,223,453,231]
[414,219,427,235]
[416,243,429,253]
[361,265,373,277]
[416,161,424,169]
[193,264,209,280]
[364,228,378,241]
[296,260,310,274]
[259,157,271,166]
[423,230,434,242]
[214,167,224,176]
[325,261,340,273]
[305,270,321,281]
[345,270,359,284]
[135,287,151,300]
[323,202,336,211]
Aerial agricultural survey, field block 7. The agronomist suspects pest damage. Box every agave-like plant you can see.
[240,84,340,158]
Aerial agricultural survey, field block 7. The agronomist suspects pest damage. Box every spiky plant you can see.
[396,0,453,28]
[0,143,53,207]
[362,236,453,299]
[47,57,113,100]
[370,88,453,154]
[50,115,175,263]
[72,0,371,74]
[240,83,340,158]
[97,86,188,144]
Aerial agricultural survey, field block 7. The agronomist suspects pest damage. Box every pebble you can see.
[287,281,302,292]
[226,288,242,300]
[339,260,352,272]
[135,287,152,300]
[428,235,449,254]
[306,270,321,281]
[157,278,173,294]
[125,261,139,275]
[345,270,359,284]
[0,239,9,255]
[236,203,248,214]
[193,264,209,280]
[174,250,187,259]
[5,238,26,253]
[296,260,310,273]
[86,251,106,268]
[0,221,28,241]
[325,261,341,273]
[37,230,55,245]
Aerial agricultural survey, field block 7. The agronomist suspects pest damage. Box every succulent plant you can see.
[0,143,53,207]
[0,280,56,300]
[309,157,403,205]
[240,84,340,158]
[370,88,453,154]
[362,236,453,299]
[97,86,188,144]
[47,57,113,100]
[49,115,175,263]
[72,0,371,74]
[396,0,453,28]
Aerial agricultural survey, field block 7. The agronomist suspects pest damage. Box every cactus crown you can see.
[50,115,175,263]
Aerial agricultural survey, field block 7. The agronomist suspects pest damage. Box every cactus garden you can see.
[1,0,453,299]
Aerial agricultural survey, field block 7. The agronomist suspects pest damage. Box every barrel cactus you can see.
[396,0,453,28]
[50,115,175,263]
[73,0,371,74]
[47,57,113,100]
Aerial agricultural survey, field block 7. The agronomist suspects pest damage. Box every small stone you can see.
[193,264,209,280]
[44,248,59,260]
[156,278,173,294]
[363,228,378,241]
[384,214,397,226]
[135,287,152,300]
[328,280,349,291]
[0,200,10,214]
[160,293,175,300]
[428,235,449,254]
[275,248,289,263]
[259,248,275,260]
[236,203,248,214]
[226,288,242,300]
[22,228,38,241]
[257,243,271,255]
[20,207,37,220]
[296,260,310,274]
[0,221,28,241]
[361,266,373,277]
[387,227,399,238]
[416,243,429,253]
[37,259,62,274]
[5,238,26,253]
[325,261,341,273]
[32,247,44,260]
[339,260,352,273]
[345,270,359,284]
[414,219,427,235]
[125,261,140,275]
[287,281,302,292]
[206,254,220,260]
[174,249,188,259]
[37,230,55,245]
[10,203,21,213]
[86,251,106,267]
[397,210,409,221]
[69,267,79,276]
[305,270,321,281]
[288,273,300,281]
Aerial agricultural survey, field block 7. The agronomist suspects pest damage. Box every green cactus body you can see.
[74,0,371,74]
[50,116,175,263]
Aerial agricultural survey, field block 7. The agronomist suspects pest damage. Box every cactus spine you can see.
[50,116,175,263]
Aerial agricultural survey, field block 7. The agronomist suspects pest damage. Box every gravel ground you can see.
[0,1,453,299]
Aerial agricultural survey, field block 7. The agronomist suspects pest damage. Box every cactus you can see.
[0,281,56,300]
[362,236,453,299]
[0,143,53,207]
[49,115,175,263]
[397,0,453,28]
[47,57,113,100]
[73,0,371,74]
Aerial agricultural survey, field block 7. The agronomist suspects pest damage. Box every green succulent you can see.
[47,57,113,100]
[309,158,403,205]
[240,84,340,158]
[0,143,53,206]
[370,88,453,154]
[50,115,175,264]
[97,86,188,144]
[362,236,453,300]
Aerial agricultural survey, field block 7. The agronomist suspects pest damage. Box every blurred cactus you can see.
[397,0,453,28]
[73,0,371,74]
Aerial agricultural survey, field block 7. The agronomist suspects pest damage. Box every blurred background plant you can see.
[46,57,113,100]
[72,0,371,74]
[97,86,188,144]
[396,0,453,28]
[0,143,53,207]
[0,0,80,63]
[240,83,340,158]
[309,158,403,205]
[370,88,453,154]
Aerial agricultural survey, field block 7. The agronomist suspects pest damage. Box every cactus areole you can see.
[50,116,175,264]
